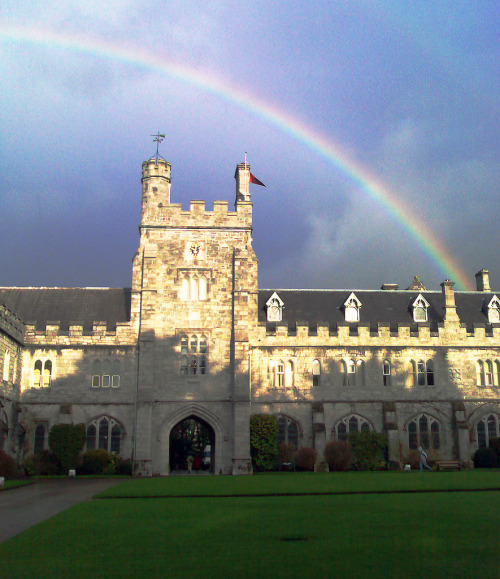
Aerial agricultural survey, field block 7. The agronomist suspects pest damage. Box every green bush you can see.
[250,414,279,471]
[24,450,61,476]
[295,447,317,471]
[48,423,86,473]
[404,450,421,470]
[324,440,353,471]
[348,431,387,471]
[81,449,113,475]
[473,447,497,469]
[488,437,500,466]
[0,450,19,479]
[116,458,133,476]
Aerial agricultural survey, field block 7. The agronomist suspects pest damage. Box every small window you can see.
[34,424,46,454]
[276,362,285,387]
[476,414,500,448]
[43,361,52,387]
[3,350,10,382]
[412,294,430,322]
[312,359,321,387]
[34,360,42,388]
[343,293,361,322]
[383,360,391,386]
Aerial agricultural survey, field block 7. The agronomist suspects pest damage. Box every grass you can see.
[97,469,500,497]
[1,472,499,578]
[0,480,33,491]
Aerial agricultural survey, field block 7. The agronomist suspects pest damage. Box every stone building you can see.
[1,156,499,474]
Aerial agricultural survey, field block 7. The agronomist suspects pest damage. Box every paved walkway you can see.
[0,478,119,543]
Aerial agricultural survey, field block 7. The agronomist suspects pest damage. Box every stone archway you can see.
[169,415,215,474]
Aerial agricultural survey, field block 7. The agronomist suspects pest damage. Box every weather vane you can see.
[151,132,166,166]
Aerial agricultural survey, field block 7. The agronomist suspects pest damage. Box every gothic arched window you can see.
[334,415,372,441]
[407,414,440,450]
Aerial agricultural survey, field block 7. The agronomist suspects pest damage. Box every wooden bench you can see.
[435,460,462,471]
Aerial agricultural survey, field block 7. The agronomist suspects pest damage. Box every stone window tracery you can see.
[268,359,294,388]
[411,359,434,386]
[91,359,121,388]
[266,292,284,322]
[276,415,300,449]
[180,334,208,375]
[334,414,372,441]
[33,359,52,388]
[476,413,500,448]
[407,414,440,450]
[86,417,123,453]
[178,271,209,301]
[476,359,499,387]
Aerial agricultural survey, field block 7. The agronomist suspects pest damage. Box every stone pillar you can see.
[383,402,400,465]
[453,401,469,464]
[312,403,326,464]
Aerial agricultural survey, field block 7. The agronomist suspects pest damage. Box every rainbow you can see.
[0,25,473,290]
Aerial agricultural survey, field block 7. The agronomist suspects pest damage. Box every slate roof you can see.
[0,288,131,331]
[258,289,498,331]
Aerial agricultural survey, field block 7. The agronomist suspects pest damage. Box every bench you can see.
[435,460,462,471]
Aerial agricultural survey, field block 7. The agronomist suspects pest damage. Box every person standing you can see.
[187,454,194,474]
[418,447,432,472]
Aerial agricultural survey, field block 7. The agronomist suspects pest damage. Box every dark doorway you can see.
[169,415,215,473]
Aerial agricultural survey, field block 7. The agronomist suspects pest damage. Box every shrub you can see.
[48,423,86,474]
[295,447,317,471]
[348,431,387,471]
[250,414,279,471]
[23,453,60,476]
[0,450,19,479]
[116,458,133,476]
[81,449,113,475]
[488,437,500,466]
[324,440,353,471]
[473,447,498,469]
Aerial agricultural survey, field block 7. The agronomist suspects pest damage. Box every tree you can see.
[48,423,86,473]
[250,414,279,471]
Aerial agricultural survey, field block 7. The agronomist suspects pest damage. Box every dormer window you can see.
[486,295,500,323]
[266,292,284,322]
[343,293,361,322]
[411,294,429,322]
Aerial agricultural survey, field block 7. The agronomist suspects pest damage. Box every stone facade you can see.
[1,157,499,473]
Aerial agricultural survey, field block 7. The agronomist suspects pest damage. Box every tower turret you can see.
[234,162,251,204]
[141,158,172,221]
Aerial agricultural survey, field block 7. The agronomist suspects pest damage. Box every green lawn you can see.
[1,473,499,578]
[0,480,33,491]
[97,469,500,497]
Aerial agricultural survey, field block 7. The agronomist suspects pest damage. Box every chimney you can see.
[475,269,491,292]
[234,162,251,204]
[440,279,460,323]
[381,284,398,291]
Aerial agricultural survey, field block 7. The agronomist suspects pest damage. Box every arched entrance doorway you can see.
[169,415,215,473]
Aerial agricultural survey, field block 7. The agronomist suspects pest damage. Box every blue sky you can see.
[0,1,498,291]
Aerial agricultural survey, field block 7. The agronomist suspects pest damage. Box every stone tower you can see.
[131,157,257,475]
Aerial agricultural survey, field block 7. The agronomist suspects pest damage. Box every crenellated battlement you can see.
[141,199,252,230]
[0,303,25,344]
[23,321,137,346]
[257,320,500,346]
